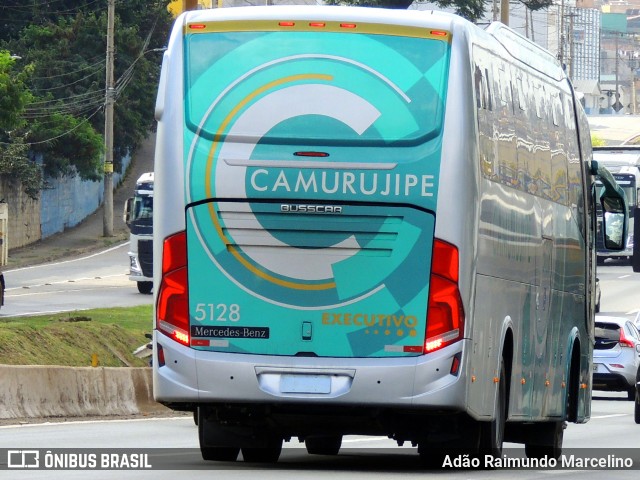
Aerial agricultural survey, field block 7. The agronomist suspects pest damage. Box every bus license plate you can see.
[280,374,331,394]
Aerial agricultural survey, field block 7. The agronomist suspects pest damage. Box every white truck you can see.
[593,146,640,264]
[123,172,154,294]
[0,202,7,307]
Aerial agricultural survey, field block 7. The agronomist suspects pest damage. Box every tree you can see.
[326,0,488,22]
[0,51,42,198]
[0,51,30,131]
[326,0,414,8]
[520,0,554,11]
[428,0,487,23]
[0,1,172,184]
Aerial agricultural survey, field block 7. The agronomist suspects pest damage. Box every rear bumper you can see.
[592,372,635,391]
[153,330,469,412]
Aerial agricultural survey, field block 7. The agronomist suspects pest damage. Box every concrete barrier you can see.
[0,365,170,419]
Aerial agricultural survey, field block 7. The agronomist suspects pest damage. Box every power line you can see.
[28,58,104,81]
[25,106,102,146]
[32,65,105,93]
[0,0,103,16]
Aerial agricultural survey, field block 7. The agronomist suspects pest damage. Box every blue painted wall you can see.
[40,154,131,238]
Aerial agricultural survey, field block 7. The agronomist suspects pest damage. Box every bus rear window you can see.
[184,29,449,146]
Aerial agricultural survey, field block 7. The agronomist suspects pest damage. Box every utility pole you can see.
[103,0,115,237]
[568,12,575,79]
[615,32,620,112]
[559,0,565,67]
[500,0,509,25]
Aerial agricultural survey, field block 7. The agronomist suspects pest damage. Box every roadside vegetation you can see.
[0,305,152,367]
[0,1,172,199]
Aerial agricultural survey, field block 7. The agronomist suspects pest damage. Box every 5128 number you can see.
[193,303,240,322]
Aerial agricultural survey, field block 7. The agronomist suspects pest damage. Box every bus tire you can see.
[305,435,342,455]
[479,360,506,459]
[524,421,564,460]
[417,443,448,469]
[197,409,239,462]
[566,344,580,422]
[241,442,282,463]
[200,446,240,462]
[137,281,153,294]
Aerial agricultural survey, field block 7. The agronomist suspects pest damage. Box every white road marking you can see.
[4,242,129,273]
[590,413,629,419]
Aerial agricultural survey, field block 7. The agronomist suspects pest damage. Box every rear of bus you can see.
[153,6,467,439]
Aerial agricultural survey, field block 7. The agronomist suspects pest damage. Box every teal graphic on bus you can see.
[182,27,448,357]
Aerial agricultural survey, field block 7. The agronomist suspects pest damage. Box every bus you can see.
[593,146,640,264]
[123,172,154,294]
[152,6,627,464]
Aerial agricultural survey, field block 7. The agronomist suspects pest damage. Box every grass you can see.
[0,305,153,367]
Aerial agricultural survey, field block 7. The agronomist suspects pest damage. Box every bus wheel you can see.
[241,441,282,463]
[197,409,239,461]
[305,435,342,455]
[200,446,240,461]
[479,361,506,459]
[417,442,450,469]
[137,281,153,294]
[524,421,564,460]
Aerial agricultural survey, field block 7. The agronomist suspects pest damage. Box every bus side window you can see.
[484,67,493,111]
[550,92,568,205]
[474,64,483,109]
[566,95,586,238]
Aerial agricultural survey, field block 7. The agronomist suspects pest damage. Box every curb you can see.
[0,365,169,419]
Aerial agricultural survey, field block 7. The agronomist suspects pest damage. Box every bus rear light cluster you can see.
[156,231,190,347]
[424,239,464,353]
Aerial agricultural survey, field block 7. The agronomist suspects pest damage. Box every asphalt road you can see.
[596,258,640,318]
[0,242,152,317]
[0,393,638,479]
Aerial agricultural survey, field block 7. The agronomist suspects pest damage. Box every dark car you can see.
[592,315,640,401]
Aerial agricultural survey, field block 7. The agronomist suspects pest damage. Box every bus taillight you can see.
[156,231,189,347]
[425,240,464,353]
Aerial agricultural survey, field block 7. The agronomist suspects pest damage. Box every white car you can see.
[592,315,640,401]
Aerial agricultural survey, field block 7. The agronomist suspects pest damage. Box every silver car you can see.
[592,315,640,401]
